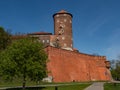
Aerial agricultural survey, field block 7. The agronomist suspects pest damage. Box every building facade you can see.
[46,10,112,82]
[46,46,111,82]
[13,10,112,82]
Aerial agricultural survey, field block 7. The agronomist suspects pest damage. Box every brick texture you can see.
[46,46,112,82]
[53,10,73,49]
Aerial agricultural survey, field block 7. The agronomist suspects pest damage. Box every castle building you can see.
[13,10,112,82]
[46,10,112,82]
[28,10,74,51]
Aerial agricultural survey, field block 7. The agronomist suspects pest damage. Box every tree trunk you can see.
[23,66,26,90]
[22,74,26,89]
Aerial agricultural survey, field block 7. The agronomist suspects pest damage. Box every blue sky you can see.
[0,0,120,60]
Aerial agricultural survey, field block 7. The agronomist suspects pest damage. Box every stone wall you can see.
[46,46,112,82]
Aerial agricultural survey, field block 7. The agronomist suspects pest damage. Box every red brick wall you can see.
[46,46,112,82]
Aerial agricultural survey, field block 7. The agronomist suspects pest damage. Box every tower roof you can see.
[53,10,73,18]
[58,10,67,13]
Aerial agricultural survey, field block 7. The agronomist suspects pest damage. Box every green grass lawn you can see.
[42,84,90,90]
[104,83,120,90]
[0,81,91,90]
[0,81,36,87]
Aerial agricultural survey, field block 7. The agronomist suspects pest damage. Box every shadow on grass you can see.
[6,87,45,90]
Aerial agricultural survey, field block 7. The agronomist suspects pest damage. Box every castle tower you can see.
[53,10,73,50]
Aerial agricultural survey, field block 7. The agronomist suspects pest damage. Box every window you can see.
[63,14,67,16]
[62,37,65,40]
[42,40,45,43]
[64,19,67,22]
[64,43,67,47]
[57,19,59,23]
[47,40,49,43]
[56,15,59,17]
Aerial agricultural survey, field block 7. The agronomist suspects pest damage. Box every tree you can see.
[0,38,48,88]
[115,60,120,80]
[0,27,11,51]
[110,58,120,81]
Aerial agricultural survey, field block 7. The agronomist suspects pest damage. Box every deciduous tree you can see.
[0,38,48,88]
[0,27,11,50]
[111,57,120,81]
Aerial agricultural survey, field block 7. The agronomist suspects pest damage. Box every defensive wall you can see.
[46,46,112,82]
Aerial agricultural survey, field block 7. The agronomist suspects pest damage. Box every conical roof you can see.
[53,10,73,17]
[58,10,67,13]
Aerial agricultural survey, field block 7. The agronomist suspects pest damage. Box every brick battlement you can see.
[46,46,106,61]
[46,46,112,82]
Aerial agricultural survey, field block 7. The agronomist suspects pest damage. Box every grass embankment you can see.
[0,81,91,90]
[42,84,90,90]
[104,83,120,90]
[0,81,36,87]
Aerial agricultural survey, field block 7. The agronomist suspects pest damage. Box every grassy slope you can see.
[42,84,90,90]
[0,82,91,90]
[104,83,120,90]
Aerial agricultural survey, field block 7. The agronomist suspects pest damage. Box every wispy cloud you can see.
[105,28,120,60]
[105,45,120,60]
[84,15,109,36]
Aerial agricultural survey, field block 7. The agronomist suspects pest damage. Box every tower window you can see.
[64,19,67,22]
[63,14,67,16]
[56,36,59,39]
[64,43,67,47]
[62,37,65,40]
[56,15,59,17]
[57,19,59,23]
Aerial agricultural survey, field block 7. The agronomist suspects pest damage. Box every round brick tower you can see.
[53,10,73,50]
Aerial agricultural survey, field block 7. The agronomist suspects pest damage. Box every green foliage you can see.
[110,59,120,80]
[0,82,91,90]
[0,38,48,87]
[0,27,11,51]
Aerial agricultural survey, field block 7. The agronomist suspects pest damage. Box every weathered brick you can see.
[46,46,112,82]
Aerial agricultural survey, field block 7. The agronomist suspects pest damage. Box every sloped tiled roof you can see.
[28,32,52,35]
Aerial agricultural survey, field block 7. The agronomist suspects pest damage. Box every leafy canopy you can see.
[0,38,48,84]
[111,57,120,80]
[0,27,11,50]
